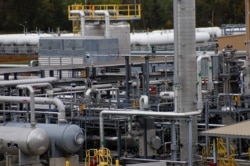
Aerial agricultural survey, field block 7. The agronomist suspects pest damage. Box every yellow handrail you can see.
[68,4,141,21]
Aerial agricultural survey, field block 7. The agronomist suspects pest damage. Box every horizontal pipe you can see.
[0,96,66,123]
[0,77,57,87]
[99,109,202,148]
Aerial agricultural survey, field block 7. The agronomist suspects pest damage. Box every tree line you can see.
[0,0,245,33]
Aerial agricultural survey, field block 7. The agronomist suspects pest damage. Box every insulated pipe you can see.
[16,83,53,128]
[197,54,213,110]
[70,10,85,36]
[240,70,244,95]
[216,93,242,109]
[51,86,87,92]
[92,83,113,89]
[99,109,202,148]
[23,82,53,90]
[0,96,66,123]
[16,84,35,128]
[85,88,92,98]
[0,77,57,87]
[94,10,110,38]
[139,95,149,110]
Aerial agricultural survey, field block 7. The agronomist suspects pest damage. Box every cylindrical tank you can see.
[0,126,49,155]
[5,123,84,154]
[130,31,210,46]
[159,91,174,100]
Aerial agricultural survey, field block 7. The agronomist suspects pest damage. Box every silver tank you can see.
[5,123,84,154]
[0,126,49,155]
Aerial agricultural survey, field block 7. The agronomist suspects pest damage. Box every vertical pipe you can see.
[117,120,121,159]
[173,0,197,161]
[173,0,181,113]
[188,119,193,166]
[143,118,147,158]
[94,10,110,38]
[125,56,131,103]
[171,121,177,160]
[244,0,250,96]
[70,10,85,37]
[145,56,150,97]
[197,54,213,110]
[213,138,218,164]
[16,85,36,128]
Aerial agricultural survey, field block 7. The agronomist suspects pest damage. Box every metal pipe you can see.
[157,102,174,112]
[145,56,150,97]
[0,96,66,123]
[171,121,177,160]
[240,70,244,94]
[16,83,53,128]
[94,10,110,38]
[16,84,36,128]
[0,77,57,87]
[217,93,242,109]
[197,54,213,110]
[139,95,149,110]
[188,118,193,165]
[53,86,87,92]
[121,157,188,164]
[99,109,202,148]
[22,82,53,90]
[125,56,131,103]
[70,10,85,36]
[0,110,59,115]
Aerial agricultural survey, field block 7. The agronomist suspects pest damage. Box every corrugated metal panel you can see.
[200,120,250,139]
[73,57,84,64]
[61,57,72,65]
[50,57,61,66]
[38,57,49,66]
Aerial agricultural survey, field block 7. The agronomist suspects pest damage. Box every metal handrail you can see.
[68,4,141,21]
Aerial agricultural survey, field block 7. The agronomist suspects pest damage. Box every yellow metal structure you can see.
[68,4,141,21]
[98,148,112,166]
[68,4,141,34]
[85,148,112,166]
[201,138,238,166]
[85,149,98,166]
[248,147,250,159]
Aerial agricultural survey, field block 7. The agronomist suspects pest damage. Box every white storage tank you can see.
[0,126,49,155]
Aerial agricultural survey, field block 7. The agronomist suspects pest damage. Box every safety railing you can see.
[68,4,141,21]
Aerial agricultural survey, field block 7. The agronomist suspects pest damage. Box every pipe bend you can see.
[51,97,66,123]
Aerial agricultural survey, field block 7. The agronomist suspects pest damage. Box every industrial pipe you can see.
[99,109,202,148]
[70,10,85,36]
[0,96,66,123]
[216,93,242,110]
[0,77,57,87]
[94,10,110,38]
[139,95,149,110]
[16,83,53,128]
[196,54,213,110]
[16,84,35,128]
[240,70,244,95]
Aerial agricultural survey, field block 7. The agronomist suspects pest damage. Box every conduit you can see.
[0,96,66,123]
[197,54,213,110]
[70,10,85,36]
